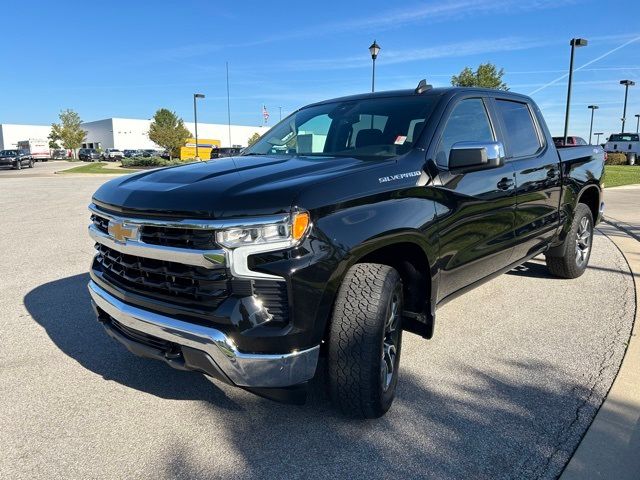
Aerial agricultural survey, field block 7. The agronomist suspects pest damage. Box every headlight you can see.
[216,211,310,249]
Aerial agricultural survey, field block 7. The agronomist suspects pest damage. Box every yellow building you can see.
[180,138,221,160]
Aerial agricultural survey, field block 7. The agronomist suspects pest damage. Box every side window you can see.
[436,98,494,167]
[495,99,542,158]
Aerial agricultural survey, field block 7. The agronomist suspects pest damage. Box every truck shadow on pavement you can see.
[24,273,621,479]
[23,273,242,408]
[161,362,605,480]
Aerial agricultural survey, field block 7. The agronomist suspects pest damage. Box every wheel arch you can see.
[320,234,438,342]
[577,184,601,224]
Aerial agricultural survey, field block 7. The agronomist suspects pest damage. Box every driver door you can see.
[433,97,517,301]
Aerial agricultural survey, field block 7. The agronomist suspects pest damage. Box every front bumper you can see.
[88,280,320,388]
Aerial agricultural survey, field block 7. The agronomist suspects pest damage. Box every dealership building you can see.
[0,119,269,151]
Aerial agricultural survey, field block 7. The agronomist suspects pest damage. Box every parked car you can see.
[87,84,604,418]
[102,149,124,161]
[78,148,102,161]
[210,146,243,159]
[141,149,160,157]
[52,149,69,159]
[124,149,144,158]
[552,136,587,147]
[0,149,34,169]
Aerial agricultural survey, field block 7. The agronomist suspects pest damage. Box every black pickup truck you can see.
[88,83,604,418]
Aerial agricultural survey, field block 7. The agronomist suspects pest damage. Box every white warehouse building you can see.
[0,124,54,150]
[0,119,269,150]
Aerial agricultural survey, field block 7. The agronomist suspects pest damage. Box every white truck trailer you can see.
[17,138,50,161]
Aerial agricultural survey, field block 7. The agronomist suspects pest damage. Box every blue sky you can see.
[2,0,640,140]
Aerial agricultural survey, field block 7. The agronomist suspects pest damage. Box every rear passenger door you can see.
[492,98,561,261]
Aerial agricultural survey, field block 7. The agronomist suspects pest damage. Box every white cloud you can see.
[283,37,555,71]
[149,0,577,61]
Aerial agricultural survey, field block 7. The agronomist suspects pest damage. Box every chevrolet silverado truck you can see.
[87,83,605,418]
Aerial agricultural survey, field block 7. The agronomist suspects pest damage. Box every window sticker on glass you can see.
[394,135,407,145]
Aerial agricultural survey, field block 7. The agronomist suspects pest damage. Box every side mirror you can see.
[449,141,505,171]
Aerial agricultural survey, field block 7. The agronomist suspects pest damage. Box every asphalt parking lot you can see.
[0,173,634,480]
[0,160,79,177]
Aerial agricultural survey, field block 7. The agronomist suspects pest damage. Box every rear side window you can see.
[436,98,494,167]
[495,99,541,158]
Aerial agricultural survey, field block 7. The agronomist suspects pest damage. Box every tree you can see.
[451,63,508,90]
[50,109,86,158]
[148,109,191,160]
[247,132,261,146]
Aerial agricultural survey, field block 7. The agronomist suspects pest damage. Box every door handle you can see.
[497,177,514,190]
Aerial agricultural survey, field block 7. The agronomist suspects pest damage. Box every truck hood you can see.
[92,155,382,218]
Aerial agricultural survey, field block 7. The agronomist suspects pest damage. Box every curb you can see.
[602,216,640,242]
[560,223,640,480]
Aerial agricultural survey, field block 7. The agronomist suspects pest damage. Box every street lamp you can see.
[193,93,205,159]
[369,40,381,93]
[635,114,640,134]
[563,38,588,146]
[587,105,599,144]
[620,80,635,132]
[594,132,604,145]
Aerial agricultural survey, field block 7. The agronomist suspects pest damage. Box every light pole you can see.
[369,40,381,93]
[563,38,588,146]
[279,106,282,121]
[620,80,635,132]
[193,93,205,159]
[594,132,604,145]
[635,114,640,134]
[587,105,599,144]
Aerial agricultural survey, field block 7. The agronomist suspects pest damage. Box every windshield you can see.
[242,95,438,159]
[0,150,17,156]
[609,134,639,142]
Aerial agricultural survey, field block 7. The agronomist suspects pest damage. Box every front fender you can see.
[289,194,440,346]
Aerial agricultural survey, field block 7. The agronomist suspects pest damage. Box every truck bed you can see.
[557,144,605,164]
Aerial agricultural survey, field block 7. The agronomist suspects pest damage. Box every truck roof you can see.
[307,87,534,108]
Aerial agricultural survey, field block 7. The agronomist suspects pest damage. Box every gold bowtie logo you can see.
[108,221,137,243]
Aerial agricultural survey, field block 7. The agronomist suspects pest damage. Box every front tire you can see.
[328,263,403,418]
[545,203,594,279]
[15,160,22,170]
[28,159,34,168]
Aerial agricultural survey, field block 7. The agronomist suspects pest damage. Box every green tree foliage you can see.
[148,109,191,160]
[247,132,261,146]
[451,63,509,90]
[50,109,86,158]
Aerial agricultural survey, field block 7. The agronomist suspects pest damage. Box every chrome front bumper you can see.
[88,280,320,388]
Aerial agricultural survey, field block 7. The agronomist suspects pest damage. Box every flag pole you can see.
[226,61,231,148]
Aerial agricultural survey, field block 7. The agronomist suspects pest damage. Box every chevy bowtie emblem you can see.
[108,220,138,243]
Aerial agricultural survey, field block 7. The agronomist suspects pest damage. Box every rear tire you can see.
[328,263,403,418]
[545,203,594,279]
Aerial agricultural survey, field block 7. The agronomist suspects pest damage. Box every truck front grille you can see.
[94,243,229,310]
[91,214,109,234]
[140,225,217,249]
[91,213,218,250]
